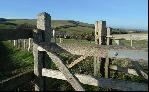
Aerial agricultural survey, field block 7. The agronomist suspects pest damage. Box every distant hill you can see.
[0,19,147,35]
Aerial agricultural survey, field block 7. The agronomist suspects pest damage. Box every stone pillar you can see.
[95,21,106,45]
[33,12,52,91]
[94,20,107,77]
[37,12,51,42]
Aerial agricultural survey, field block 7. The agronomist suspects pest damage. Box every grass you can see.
[0,41,33,80]
[58,26,94,35]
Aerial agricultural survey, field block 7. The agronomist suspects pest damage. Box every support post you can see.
[114,39,123,45]
[23,39,26,49]
[28,38,31,51]
[105,27,113,78]
[52,29,56,43]
[33,12,51,91]
[106,27,112,45]
[130,35,133,47]
[131,40,133,47]
[95,21,106,45]
[60,38,63,43]
[94,21,106,77]
[13,40,16,46]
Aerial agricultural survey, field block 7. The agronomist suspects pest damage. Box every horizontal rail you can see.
[42,68,148,91]
[111,34,148,40]
[110,65,139,76]
[0,29,33,41]
[38,43,148,61]
[0,70,33,91]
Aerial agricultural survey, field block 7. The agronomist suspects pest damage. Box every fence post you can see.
[33,12,51,91]
[13,40,16,46]
[106,27,112,45]
[23,39,26,49]
[28,38,31,51]
[60,38,63,43]
[130,35,133,47]
[94,20,106,77]
[52,29,56,43]
[105,27,112,78]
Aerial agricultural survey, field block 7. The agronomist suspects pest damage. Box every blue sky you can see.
[0,0,148,30]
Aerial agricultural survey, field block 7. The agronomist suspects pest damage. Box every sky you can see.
[0,0,148,30]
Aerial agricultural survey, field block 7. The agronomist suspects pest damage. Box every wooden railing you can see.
[0,12,148,91]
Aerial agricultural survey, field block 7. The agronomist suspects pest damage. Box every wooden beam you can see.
[0,29,33,41]
[0,71,33,91]
[111,34,148,40]
[46,51,85,91]
[93,56,100,77]
[105,57,110,78]
[110,65,139,76]
[38,43,148,61]
[33,29,45,91]
[42,68,148,91]
[67,56,88,68]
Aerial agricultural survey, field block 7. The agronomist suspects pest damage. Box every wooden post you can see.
[106,27,112,45]
[52,29,56,43]
[105,27,112,78]
[130,35,133,47]
[94,21,106,77]
[114,39,120,45]
[13,40,16,46]
[130,40,133,47]
[28,38,31,51]
[114,39,123,45]
[23,39,26,49]
[33,12,51,91]
[60,38,63,43]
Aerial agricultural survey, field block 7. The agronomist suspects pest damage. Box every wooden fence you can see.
[0,12,148,91]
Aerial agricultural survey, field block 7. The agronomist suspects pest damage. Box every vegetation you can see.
[0,19,148,91]
[0,41,33,80]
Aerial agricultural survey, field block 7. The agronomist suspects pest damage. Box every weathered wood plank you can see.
[110,65,139,76]
[42,68,148,91]
[105,57,110,78]
[93,56,101,77]
[111,34,148,40]
[33,29,45,91]
[0,71,33,91]
[105,27,112,78]
[46,51,85,91]
[38,43,148,61]
[67,56,88,68]
[0,29,33,41]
